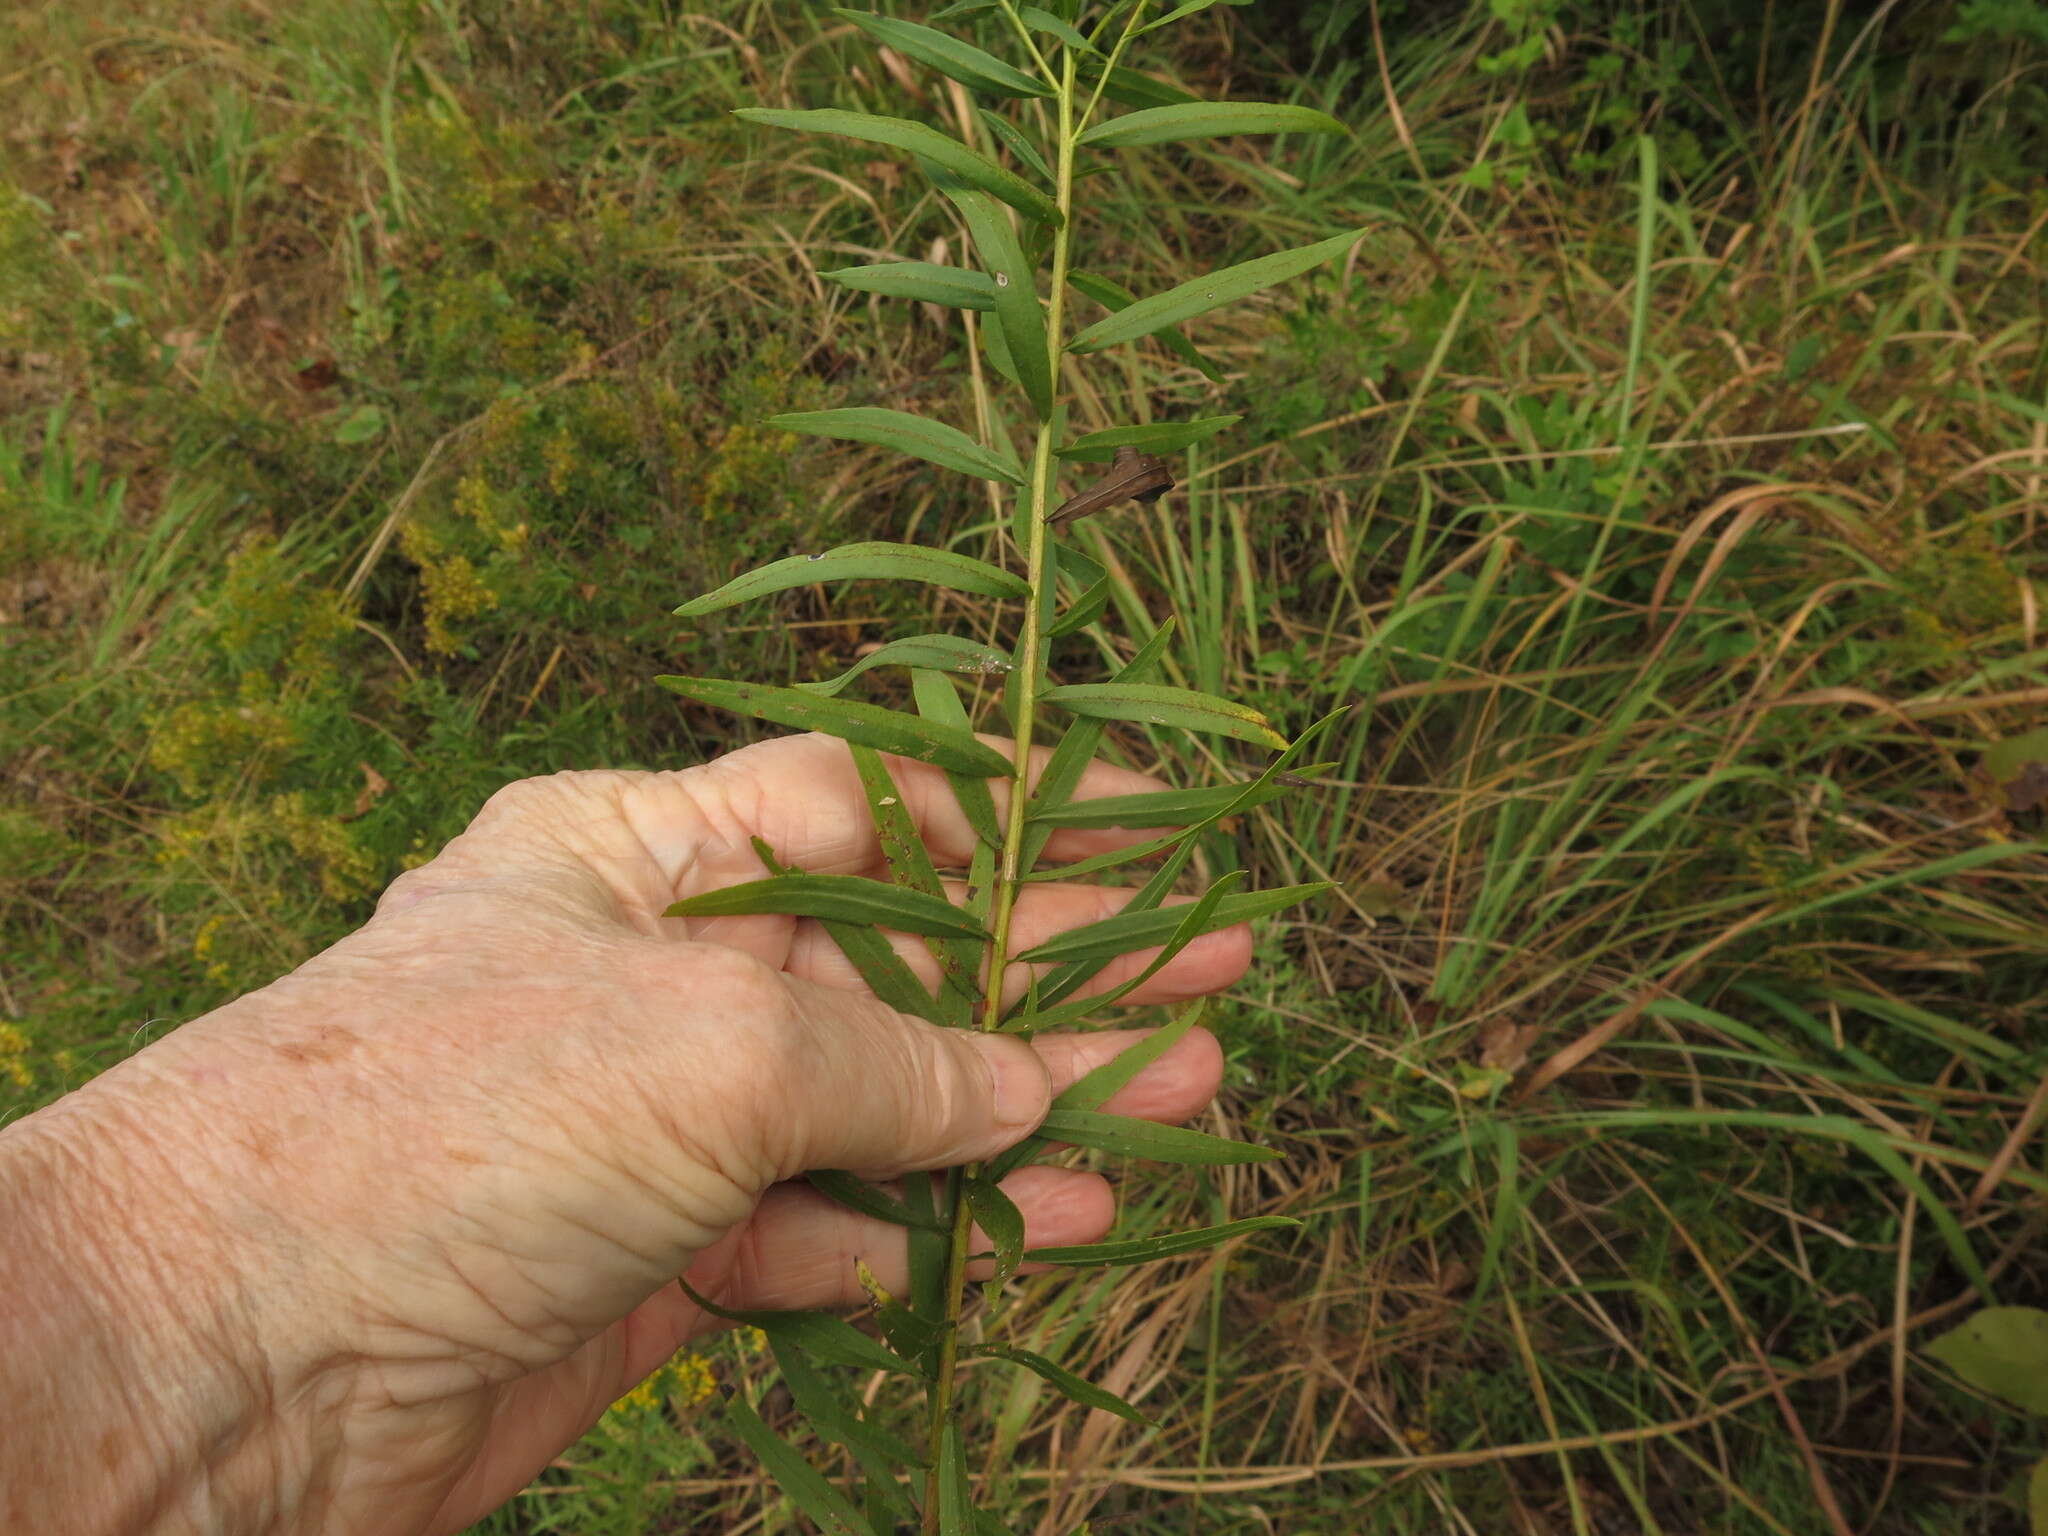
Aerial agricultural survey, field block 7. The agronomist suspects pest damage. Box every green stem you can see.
[920,49,1080,1535]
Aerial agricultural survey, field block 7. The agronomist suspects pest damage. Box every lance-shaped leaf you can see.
[964,1175,1026,1286]
[656,676,1012,776]
[938,1423,973,1536]
[1023,1215,1300,1267]
[856,1258,948,1360]
[835,9,1053,97]
[772,1340,930,1474]
[851,745,983,1019]
[1057,415,1241,462]
[1058,1000,1206,1113]
[902,1175,947,1327]
[939,180,1054,420]
[911,669,1005,851]
[754,839,945,1025]
[978,107,1052,181]
[823,261,998,311]
[1031,777,1294,828]
[970,1343,1151,1423]
[1068,227,1367,354]
[1043,681,1288,749]
[1088,63,1199,109]
[798,634,1014,698]
[734,107,1061,226]
[1019,619,1177,868]
[1069,269,1221,380]
[685,1279,924,1376]
[1040,1108,1282,1165]
[1078,101,1346,149]
[725,1394,882,1536]
[932,0,997,15]
[1019,5,1097,51]
[1047,542,1111,638]
[679,543,1024,619]
[1137,0,1231,32]
[807,1170,948,1231]
[666,873,990,939]
[765,409,1024,484]
[1017,881,1334,965]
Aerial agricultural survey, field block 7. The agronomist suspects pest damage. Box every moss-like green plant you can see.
[660,4,1358,1528]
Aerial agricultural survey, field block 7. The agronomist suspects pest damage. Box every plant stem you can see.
[920,49,1080,1535]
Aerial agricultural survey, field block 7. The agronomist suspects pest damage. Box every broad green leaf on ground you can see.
[734,108,1061,225]
[807,1170,948,1231]
[1057,415,1241,461]
[964,1175,1026,1285]
[978,107,1052,180]
[764,408,1024,484]
[1925,1307,2048,1414]
[1068,228,1368,354]
[971,1343,1151,1422]
[1017,881,1334,964]
[1042,681,1288,749]
[656,677,1012,776]
[1039,1108,1281,1164]
[685,1281,924,1375]
[822,261,998,311]
[938,181,1054,419]
[666,873,990,939]
[725,1394,881,1536]
[1079,101,1345,148]
[1068,269,1221,380]
[1024,1215,1300,1266]
[834,11,1052,97]
[678,542,1024,617]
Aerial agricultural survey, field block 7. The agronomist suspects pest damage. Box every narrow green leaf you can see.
[1043,681,1288,749]
[1136,0,1230,32]
[823,261,998,311]
[855,1257,948,1360]
[1089,64,1199,109]
[734,107,1061,226]
[1017,881,1333,965]
[678,542,1024,618]
[1069,269,1221,380]
[1056,415,1241,462]
[764,409,1024,484]
[1024,1215,1300,1266]
[835,10,1052,98]
[666,873,989,940]
[798,634,1015,698]
[686,1281,924,1377]
[656,676,1012,776]
[772,1340,930,1473]
[911,669,1005,851]
[938,1422,972,1536]
[753,840,946,1025]
[1041,1108,1281,1164]
[964,1175,1027,1286]
[940,181,1054,420]
[1078,101,1346,149]
[852,745,984,1016]
[1031,778,1293,828]
[931,0,997,15]
[971,1343,1152,1423]
[1019,5,1097,51]
[1058,1000,1206,1112]
[1068,228,1367,354]
[978,107,1052,181]
[903,1173,947,1327]
[724,1394,882,1536]
[1047,542,1111,638]
[807,1170,948,1232]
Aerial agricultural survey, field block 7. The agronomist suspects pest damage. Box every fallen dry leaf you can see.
[1478,1021,1541,1074]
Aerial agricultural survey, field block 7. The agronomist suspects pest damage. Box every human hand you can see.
[0,735,1243,1535]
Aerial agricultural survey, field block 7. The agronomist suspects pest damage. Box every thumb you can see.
[770,972,1052,1178]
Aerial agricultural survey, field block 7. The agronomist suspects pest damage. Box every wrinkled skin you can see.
[0,736,1241,1535]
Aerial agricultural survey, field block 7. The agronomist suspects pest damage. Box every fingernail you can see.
[976,1035,1049,1132]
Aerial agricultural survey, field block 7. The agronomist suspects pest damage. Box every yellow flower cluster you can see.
[399,519,497,656]
[603,1350,718,1421]
[0,1021,33,1090]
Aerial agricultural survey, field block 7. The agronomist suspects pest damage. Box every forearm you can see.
[0,1050,330,1534]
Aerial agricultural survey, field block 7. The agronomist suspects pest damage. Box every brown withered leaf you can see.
[2005,761,2048,815]
[343,761,392,821]
[1478,1021,1540,1075]
[294,357,342,392]
[864,159,904,194]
